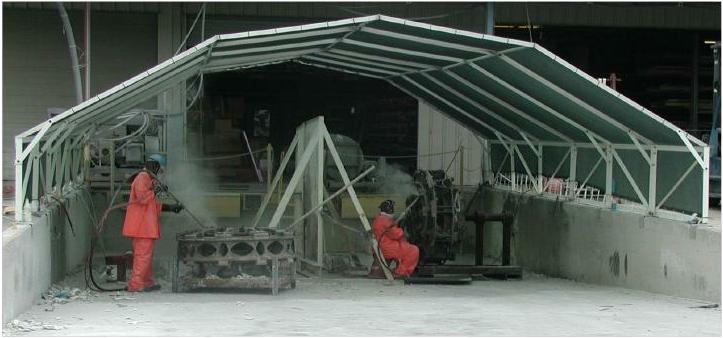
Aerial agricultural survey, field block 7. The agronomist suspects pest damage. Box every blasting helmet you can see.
[379,199,395,214]
[148,153,167,167]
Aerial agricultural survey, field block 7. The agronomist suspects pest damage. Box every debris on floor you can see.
[38,285,98,312]
[3,319,66,334]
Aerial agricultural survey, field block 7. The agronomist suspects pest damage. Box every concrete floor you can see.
[3,272,720,336]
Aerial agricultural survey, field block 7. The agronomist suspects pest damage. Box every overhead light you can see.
[704,40,718,45]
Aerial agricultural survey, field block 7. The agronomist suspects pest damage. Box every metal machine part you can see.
[401,173,523,280]
[401,170,462,265]
[325,134,365,183]
[174,227,295,295]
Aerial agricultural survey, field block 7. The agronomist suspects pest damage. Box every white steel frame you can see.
[14,14,710,226]
[250,117,394,279]
[486,139,708,220]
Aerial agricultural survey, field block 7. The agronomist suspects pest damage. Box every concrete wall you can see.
[2,8,157,181]
[2,188,96,324]
[477,186,721,302]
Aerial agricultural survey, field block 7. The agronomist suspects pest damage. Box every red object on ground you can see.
[122,170,162,239]
[127,238,156,292]
[372,213,420,277]
[3,184,15,198]
[546,178,564,194]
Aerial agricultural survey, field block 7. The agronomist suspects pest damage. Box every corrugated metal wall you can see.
[417,102,484,186]
[2,9,157,181]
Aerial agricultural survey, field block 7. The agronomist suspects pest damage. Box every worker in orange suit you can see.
[372,200,419,278]
[122,154,182,292]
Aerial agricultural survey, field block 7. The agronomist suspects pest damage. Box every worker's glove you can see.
[162,203,183,213]
[153,181,168,195]
[172,204,184,213]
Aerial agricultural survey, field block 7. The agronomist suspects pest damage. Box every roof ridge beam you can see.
[205,58,298,74]
[320,22,369,53]
[360,26,494,55]
[216,26,355,48]
[212,38,338,58]
[206,48,323,70]
[499,55,654,146]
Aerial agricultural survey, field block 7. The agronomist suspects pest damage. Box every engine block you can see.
[173,227,295,295]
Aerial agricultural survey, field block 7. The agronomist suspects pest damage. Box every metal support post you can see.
[568,144,578,194]
[702,146,710,220]
[691,33,700,136]
[83,144,91,184]
[267,131,321,229]
[316,126,324,274]
[266,143,273,192]
[605,146,613,205]
[537,145,543,193]
[31,153,40,211]
[110,142,115,198]
[480,137,492,184]
[485,2,495,35]
[648,148,658,215]
[15,137,24,221]
[510,145,516,190]
[475,220,485,265]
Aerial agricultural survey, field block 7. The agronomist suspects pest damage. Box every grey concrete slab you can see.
[3,273,720,336]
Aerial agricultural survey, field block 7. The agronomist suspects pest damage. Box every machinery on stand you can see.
[170,116,395,294]
[402,170,463,265]
[401,171,522,283]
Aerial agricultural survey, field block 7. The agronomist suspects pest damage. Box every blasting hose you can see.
[85,202,128,292]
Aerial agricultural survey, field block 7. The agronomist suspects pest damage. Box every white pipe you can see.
[84,2,90,100]
[56,2,84,104]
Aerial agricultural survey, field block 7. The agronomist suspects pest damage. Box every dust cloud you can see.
[374,161,419,199]
[162,161,218,226]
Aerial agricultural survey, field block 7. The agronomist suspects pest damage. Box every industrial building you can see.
[2,2,721,336]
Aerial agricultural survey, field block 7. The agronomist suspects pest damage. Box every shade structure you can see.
[15,15,710,221]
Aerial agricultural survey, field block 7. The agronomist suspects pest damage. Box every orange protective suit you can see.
[372,213,419,277]
[122,170,162,292]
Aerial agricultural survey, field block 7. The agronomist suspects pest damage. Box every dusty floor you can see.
[3,272,721,337]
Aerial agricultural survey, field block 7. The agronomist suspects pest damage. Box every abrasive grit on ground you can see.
[4,271,720,336]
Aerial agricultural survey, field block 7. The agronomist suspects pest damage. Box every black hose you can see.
[85,202,128,292]
[47,195,75,237]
